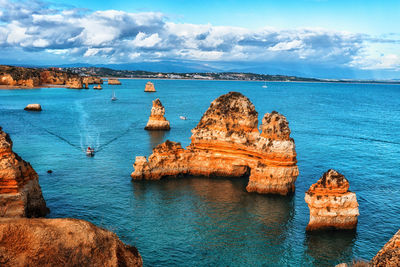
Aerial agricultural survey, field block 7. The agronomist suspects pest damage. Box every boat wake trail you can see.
[296,130,400,146]
[96,122,136,153]
[76,100,100,152]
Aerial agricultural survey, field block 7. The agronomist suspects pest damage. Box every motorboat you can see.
[180,116,187,120]
[86,147,95,157]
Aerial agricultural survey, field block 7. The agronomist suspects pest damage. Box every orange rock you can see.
[0,127,49,217]
[108,78,121,85]
[66,77,84,89]
[144,81,156,92]
[132,92,299,195]
[24,104,42,111]
[145,99,170,131]
[371,229,400,267]
[0,218,143,267]
[305,169,359,231]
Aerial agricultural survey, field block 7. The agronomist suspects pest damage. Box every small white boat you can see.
[111,90,117,101]
[262,81,268,88]
[86,147,95,157]
[180,116,187,120]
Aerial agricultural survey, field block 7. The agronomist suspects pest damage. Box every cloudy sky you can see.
[0,0,399,79]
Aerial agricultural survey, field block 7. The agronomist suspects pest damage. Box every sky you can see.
[0,0,399,79]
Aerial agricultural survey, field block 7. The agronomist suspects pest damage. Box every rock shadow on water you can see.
[147,130,167,150]
[304,229,357,266]
[131,176,296,265]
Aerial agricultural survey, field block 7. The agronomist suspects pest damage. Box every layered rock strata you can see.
[108,78,121,85]
[371,229,400,267]
[132,92,299,195]
[0,218,143,267]
[144,81,156,92]
[305,169,359,231]
[145,99,170,131]
[0,127,49,217]
[24,104,42,111]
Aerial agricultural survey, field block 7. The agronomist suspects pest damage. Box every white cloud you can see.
[268,40,304,51]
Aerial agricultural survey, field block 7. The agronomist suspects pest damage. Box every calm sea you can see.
[1,80,399,266]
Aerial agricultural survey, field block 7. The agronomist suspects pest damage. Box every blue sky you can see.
[0,0,399,79]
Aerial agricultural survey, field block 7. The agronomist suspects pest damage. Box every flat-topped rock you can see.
[0,127,49,217]
[145,99,170,131]
[24,104,42,111]
[132,92,299,195]
[144,81,156,92]
[108,78,121,85]
[0,218,143,266]
[305,169,359,231]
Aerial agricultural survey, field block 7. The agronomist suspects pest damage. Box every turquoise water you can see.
[1,80,399,266]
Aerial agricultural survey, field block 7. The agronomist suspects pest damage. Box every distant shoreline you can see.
[0,84,68,90]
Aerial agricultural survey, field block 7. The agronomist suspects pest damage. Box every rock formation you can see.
[108,78,121,85]
[144,81,156,92]
[304,169,359,231]
[24,104,42,111]
[132,92,299,195]
[0,66,40,87]
[66,77,84,89]
[82,76,103,84]
[0,218,143,266]
[370,229,400,267]
[0,127,49,218]
[93,84,102,90]
[144,99,170,131]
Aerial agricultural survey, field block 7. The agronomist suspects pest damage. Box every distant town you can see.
[62,67,399,84]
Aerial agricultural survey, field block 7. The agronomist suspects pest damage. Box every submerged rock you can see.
[371,229,400,267]
[24,104,42,111]
[0,127,49,217]
[108,78,121,85]
[144,81,156,92]
[132,92,299,195]
[144,99,170,131]
[305,169,359,231]
[0,218,143,267]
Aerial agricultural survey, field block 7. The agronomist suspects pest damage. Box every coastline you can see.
[0,84,68,90]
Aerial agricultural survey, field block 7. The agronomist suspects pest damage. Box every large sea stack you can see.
[0,127,49,217]
[144,99,170,131]
[108,78,121,85]
[132,92,299,195]
[144,81,156,92]
[305,169,359,231]
[0,218,143,266]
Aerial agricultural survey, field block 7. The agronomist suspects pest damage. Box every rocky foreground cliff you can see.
[305,169,359,231]
[0,127,49,217]
[0,218,143,267]
[0,65,100,89]
[132,92,299,195]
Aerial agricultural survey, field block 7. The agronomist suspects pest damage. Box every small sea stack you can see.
[132,92,299,195]
[144,81,156,92]
[371,229,400,266]
[108,78,121,85]
[93,84,102,90]
[305,169,359,231]
[145,98,170,131]
[0,127,49,217]
[24,104,42,111]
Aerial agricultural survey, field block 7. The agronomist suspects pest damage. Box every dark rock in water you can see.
[0,218,143,267]
[47,170,53,174]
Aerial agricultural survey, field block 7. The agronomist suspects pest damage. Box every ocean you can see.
[1,79,399,266]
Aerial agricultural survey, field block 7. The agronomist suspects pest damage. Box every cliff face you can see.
[82,76,103,84]
[371,229,400,267]
[145,99,170,131]
[0,218,143,267]
[0,127,49,218]
[132,92,299,195]
[304,169,359,231]
[0,65,85,88]
[144,81,156,92]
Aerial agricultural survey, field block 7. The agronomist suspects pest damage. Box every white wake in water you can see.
[75,99,101,152]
